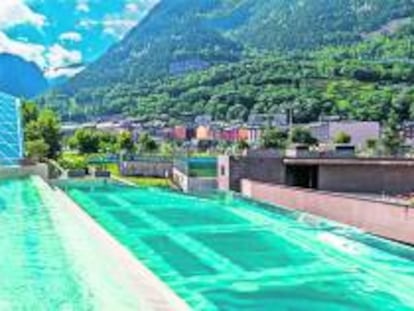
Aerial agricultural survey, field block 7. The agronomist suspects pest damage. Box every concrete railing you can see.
[241,179,414,245]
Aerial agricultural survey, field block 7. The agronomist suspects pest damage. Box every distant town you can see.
[61,113,387,152]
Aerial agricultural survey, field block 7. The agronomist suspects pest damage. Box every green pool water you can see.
[0,177,93,310]
[61,180,414,311]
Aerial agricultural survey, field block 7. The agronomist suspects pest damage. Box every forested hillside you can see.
[43,0,414,124]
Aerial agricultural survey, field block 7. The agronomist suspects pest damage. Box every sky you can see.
[0,0,158,79]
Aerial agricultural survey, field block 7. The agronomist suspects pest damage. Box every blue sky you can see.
[0,0,158,79]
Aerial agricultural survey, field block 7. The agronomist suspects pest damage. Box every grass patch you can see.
[107,163,171,187]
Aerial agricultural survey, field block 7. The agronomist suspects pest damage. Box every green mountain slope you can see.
[61,0,414,92]
[47,0,414,122]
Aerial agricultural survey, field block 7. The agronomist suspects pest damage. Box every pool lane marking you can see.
[109,195,245,275]
[230,205,414,307]
[172,262,351,292]
[66,190,189,282]
[77,192,219,310]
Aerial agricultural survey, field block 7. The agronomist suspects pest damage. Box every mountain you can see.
[0,53,48,98]
[46,63,86,88]
[46,0,414,122]
[60,0,414,93]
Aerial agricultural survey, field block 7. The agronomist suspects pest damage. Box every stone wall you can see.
[242,179,414,245]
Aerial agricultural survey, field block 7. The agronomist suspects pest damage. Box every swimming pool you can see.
[61,180,414,310]
[0,176,185,311]
[0,177,93,310]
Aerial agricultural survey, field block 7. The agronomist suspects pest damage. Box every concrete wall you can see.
[0,163,49,180]
[172,168,217,193]
[120,161,172,178]
[242,179,414,245]
[319,165,414,195]
[219,152,414,195]
[217,155,285,192]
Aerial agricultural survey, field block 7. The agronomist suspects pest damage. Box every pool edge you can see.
[33,176,191,311]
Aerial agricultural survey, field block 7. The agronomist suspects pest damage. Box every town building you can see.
[248,113,288,128]
[194,115,213,126]
[196,125,213,141]
[307,121,380,147]
[238,126,262,145]
[173,125,195,141]
[220,127,239,142]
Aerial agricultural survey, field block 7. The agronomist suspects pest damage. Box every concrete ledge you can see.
[34,176,190,311]
[172,168,217,193]
[241,179,414,245]
[0,163,49,180]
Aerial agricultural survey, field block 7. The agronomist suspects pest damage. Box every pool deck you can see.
[33,176,190,311]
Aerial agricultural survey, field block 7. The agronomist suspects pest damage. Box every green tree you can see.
[72,129,101,154]
[236,139,250,151]
[382,110,403,156]
[334,131,352,144]
[260,128,288,149]
[26,139,49,161]
[138,133,158,153]
[35,109,61,159]
[117,131,135,152]
[289,127,318,145]
[21,101,39,125]
[24,120,41,141]
[160,142,176,157]
[99,132,117,153]
[366,138,378,150]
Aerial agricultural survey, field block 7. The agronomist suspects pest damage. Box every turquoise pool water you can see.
[62,180,414,310]
[0,177,93,310]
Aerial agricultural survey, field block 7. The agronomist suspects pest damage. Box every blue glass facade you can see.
[0,92,23,166]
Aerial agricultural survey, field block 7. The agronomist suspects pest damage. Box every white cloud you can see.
[76,0,90,13]
[76,0,91,13]
[125,3,139,13]
[0,31,82,72]
[0,0,46,30]
[0,32,46,67]
[46,44,82,68]
[59,31,82,42]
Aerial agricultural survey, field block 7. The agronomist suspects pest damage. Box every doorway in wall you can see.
[285,165,319,189]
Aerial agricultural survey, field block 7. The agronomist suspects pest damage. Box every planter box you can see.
[67,169,86,178]
[95,171,111,178]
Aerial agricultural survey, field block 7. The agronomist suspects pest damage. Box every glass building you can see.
[0,92,23,166]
